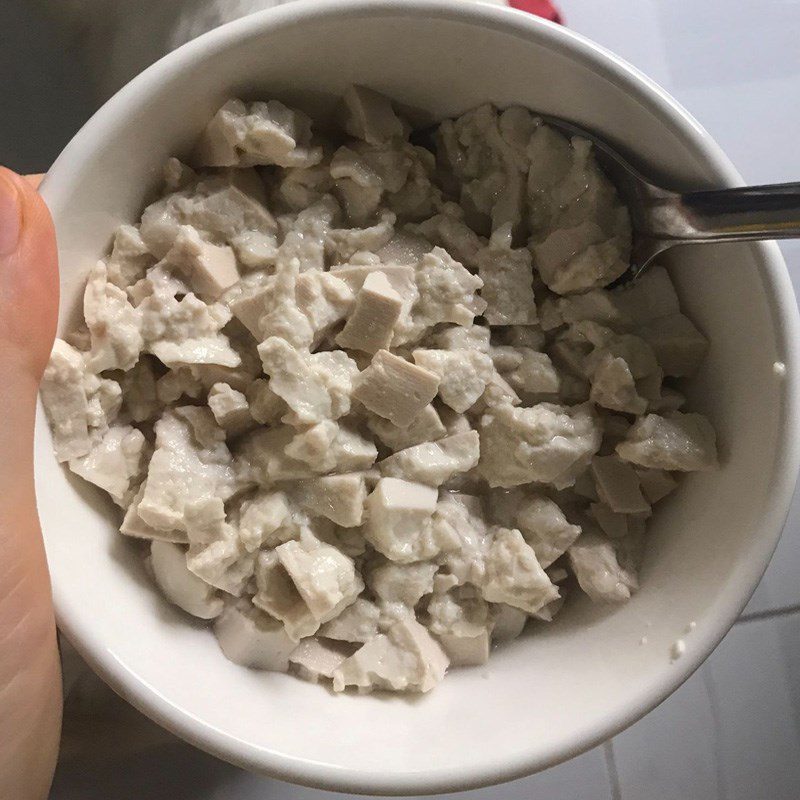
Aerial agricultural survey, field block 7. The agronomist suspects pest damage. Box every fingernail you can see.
[0,172,22,256]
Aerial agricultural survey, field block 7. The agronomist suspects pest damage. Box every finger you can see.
[0,166,61,799]
[23,174,45,191]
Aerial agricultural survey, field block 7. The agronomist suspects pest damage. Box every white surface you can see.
[31,0,800,797]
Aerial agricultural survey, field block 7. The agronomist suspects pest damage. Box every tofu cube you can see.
[336,271,404,354]
[214,600,296,671]
[299,473,368,527]
[378,431,480,487]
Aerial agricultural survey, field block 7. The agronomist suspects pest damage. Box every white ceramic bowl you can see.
[35,1,800,794]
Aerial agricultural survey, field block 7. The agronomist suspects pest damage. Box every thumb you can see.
[0,167,62,799]
[0,167,59,381]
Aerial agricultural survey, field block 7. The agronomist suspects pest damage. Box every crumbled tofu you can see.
[426,590,492,666]
[491,604,527,643]
[569,530,638,603]
[207,382,253,436]
[68,425,147,507]
[184,497,255,595]
[340,85,406,145]
[515,495,582,568]
[137,407,238,532]
[161,225,240,300]
[238,490,291,551]
[139,172,277,259]
[378,431,480,487]
[258,338,358,425]
[150,540,223,620]
[363,478,441,563]
[365,403,447,451]
[479,403,601,488]
[591,455,651,514]
[366,560,437,606]
[195,98,322,169]
[319,598,381,643]
[299,473,368,527]
[84,261,143,372]
[289,638,353,684]
[336,271,404,353]
[475,234,538,325]
[332,617,448,693]
[412,348,494,413]
[47,88,719,696]
[41,340,95,462]
[352,349,440,426]
[213,599,296,671]
[616,412,718,471]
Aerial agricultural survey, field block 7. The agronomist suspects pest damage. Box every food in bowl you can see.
[40,85,717,694]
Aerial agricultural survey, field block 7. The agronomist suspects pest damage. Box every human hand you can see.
[0,168,62,800]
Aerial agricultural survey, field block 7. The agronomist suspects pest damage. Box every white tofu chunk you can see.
[589,503,629,539]
[68,425,146,507]
[555,289,632,330]
[277,534,363,624]
[352,349,439,426]
[569,531,638,603]
[319,598,381,643]
[246,378,286,425]
[119,357,161,422]
[238,427,317,482]
[332,617,449,694]
[515,495,582,568]
[492,347,560,397]
[326,210,396,263]
[363,478,441,563]
[427,324,491,354]
[616,412,718,472]
[120,486,188,544]
[207,382,253,437]
[340,85,406,145]
[589,352,648,415]
[432,494,490,587]
[591,455,651,514]
[475,238,537,325]
[283,420,378,474]
[214,599,296,671]
[138,407,238,531]
[366,560,437,606]
[238,490,291,551]
[161,225,239,300]
[289,638,353,684]
[299,473,368,527]
[184,497,255,596]
[105,223,155,289]
[491,604,527,643]
[481,527,559,614]
[365,404,447,451]
[398,247,486,343]
[195,98,322,169]
[479,402,601,488]
[258,338,358,425]
[412,348,494,413]
[84,261,143,372]
[426,590,492,666]
[638,313,708,377]
[41,340,93,462]
[412,206,485,271]
[635,467,678,504]
[336,271,404,353]
[150,540,223,619]
[253,550,319,641]
[378,431,480,487]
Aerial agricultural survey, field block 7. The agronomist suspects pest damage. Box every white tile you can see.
[611,667,721,800]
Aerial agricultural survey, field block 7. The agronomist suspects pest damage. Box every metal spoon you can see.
[536,114,800,278]
[414,116,800,279]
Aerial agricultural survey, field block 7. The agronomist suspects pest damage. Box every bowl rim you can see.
[39,0,800,794]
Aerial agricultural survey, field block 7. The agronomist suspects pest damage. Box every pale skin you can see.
[0,168,62,800]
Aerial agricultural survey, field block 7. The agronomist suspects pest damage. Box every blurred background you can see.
[4,1,800,798]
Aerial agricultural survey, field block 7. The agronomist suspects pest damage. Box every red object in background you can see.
[508,0,563,25]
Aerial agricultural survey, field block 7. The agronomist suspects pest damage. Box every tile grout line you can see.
[700,665,729,800]
[737,603,800,624]
[602,740,622,800]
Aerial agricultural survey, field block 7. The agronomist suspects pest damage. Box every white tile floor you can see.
[6,0,796,797]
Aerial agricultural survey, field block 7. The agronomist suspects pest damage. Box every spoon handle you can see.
[653,182,800,243]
